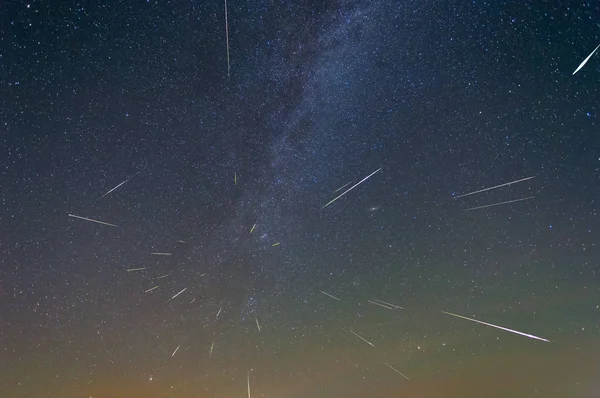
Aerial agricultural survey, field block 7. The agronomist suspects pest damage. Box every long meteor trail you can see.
[68,214,118,227]
[453,176,535,200]
[573,43,600,75]
[323,168,381,209]
[442,311,550,342]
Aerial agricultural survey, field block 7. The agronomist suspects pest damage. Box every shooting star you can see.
[464,196,535,211]
[255,318,261,332]
[573,43,600,75]
[348,328,375,347]
[190,298,196,304]
[272,242,280,247]
[320,290,341,301]
[177,240,187,244]
[334,180,353,193]
[384,363,410,380]
[216,307,222,318]
[98,169,144,200]
[156,274,170,279]
[224,0,230,81]
[234,171,237,185]
[68,214,118,227]
[151,252,172,256]
[453,176,535,200]
[368,300,395,310]
[126,268,146,272]
[171,288,187,300]
[322,168,382,209]
[247,371,251,398]
[250,223,257,234]
[209,341,215,358]
[442,311,550,342]
[372,299,403,309]
[171,344,180,357]
[144,285,159,293]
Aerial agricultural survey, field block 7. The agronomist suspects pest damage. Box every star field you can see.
[1,1,600,397]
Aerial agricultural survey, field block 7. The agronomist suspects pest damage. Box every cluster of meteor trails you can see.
[64,25,600,395]
[65,164,553,395]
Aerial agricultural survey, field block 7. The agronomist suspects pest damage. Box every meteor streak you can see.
[171,288,187,300]
[348,328,375,347]
[224,0,230,80]
[98,169,144,200]
[453,176,535,199]
[384,362,410,380]
[464,196,535,211]
[442,311,550,342]
[68,214,118,227]
[322,168,381,209]
[573,43,600,75]
[320,291,341,301]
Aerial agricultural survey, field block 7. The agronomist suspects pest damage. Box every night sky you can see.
[2,1,600,397]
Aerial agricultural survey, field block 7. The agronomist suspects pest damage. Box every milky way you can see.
[2,1,600,397]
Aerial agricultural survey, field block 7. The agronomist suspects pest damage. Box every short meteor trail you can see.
[216,307,222,319]
[573,43,600,75]
[372,299,403,309]
[255,318,261,332]
[224,0,230,81]
[68,214,118,227]
[171,288,187,300]
[171,345,180,357]
[442,311,550,342]
[126,268,146,272]
[272,242,280,247]
[98,169,144,200]
[368,300,395,310]
[320,290,341,301]
[209,341,215,358]
[144,285,159,293]
[384,363,410,380]
[348,328,375,347]
[250,223,257,233]
[322,168,382,209]
[453,176,535,199]
[334,180,353,193]
[151,252,172,256]
[247,371,251,398]
[464,196,535,211]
